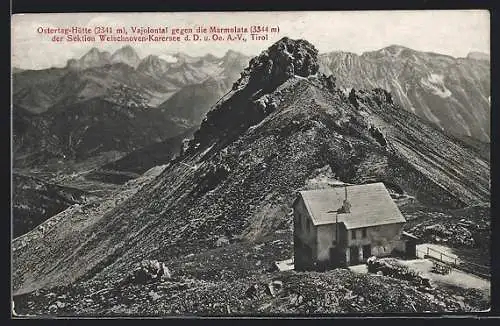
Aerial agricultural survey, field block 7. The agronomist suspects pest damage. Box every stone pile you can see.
[409,220,476,247]
[367,257,431,288]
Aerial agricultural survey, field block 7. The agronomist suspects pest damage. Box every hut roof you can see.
[297,182,406,229]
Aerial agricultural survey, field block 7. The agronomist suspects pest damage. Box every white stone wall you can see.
[345,222,405,264]
[293,198,317,248]
[316,223,338,262]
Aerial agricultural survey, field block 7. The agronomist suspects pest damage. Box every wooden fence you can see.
[417,246,490,280]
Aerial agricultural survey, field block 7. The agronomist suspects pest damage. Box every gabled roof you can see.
[296,182,406,229]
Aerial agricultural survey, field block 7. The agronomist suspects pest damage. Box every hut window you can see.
[362,228,367,238]
[351,230,356,240]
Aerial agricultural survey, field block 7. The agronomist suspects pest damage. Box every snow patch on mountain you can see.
[420,73,452,98]
[158,54,178,63]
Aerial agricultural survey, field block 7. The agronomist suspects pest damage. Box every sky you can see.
[12,10,490,70]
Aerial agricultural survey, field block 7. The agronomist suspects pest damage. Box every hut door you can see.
[329,246,346,268]
[363,244,371,260]
[349,246,359,265]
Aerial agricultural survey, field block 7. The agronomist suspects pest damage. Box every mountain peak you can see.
[120,44,135,51]
[362,44,413,58]
[223,49,243,59]
[384,44,410,52]
[466,51,489,61]
[173,52,194,62]
[137,54,170,78]
[111,46,141,68]
[234,37,319,93]
[87,47,100,54]
[202,53,220,61]
[141,54,162,63]
[82,47,109,58]
[67,47,111,70]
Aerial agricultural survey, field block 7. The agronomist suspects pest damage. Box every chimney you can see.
[341,185,351,213]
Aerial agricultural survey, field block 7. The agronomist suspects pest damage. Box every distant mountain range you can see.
[12,46,250,167]
[14,46,249,112]
[319,45,490,142]
[12,44,490,168]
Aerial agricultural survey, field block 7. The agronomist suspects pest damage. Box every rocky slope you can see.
[136,55,171,80]
[12,38,490,314]
[14,266,488,315]
[12,173,98,238]
[152,50,250,128]
[319,46,490,142]
[157,78,231,128]
[13,98,187,167]
[96,128,196,176]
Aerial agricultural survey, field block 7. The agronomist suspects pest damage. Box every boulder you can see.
[265,281,283,297]
[349,88,359,109]
[48,304,58,313]
[55,301,66,309]
[148,291,161,301]
[129,259,171,284]
[245,284,259,299]
[215,236,230,247]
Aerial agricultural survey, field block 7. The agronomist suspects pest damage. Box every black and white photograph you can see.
[11,10,491,316]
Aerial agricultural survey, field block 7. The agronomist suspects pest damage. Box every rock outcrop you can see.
[235,37,319,93]
[191,37,320,149]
